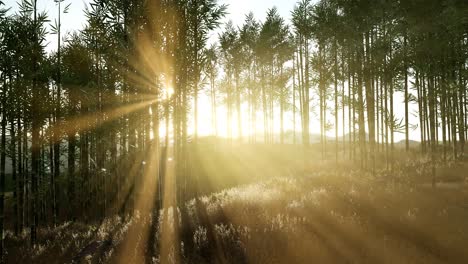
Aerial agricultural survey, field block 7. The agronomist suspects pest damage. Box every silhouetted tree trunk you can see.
[10,117,18,236]
[0,87,7,260]
[31,0,40,245]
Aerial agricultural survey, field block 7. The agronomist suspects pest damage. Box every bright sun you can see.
[165,86,174,99]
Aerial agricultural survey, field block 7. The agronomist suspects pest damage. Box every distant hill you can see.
[238,131,365,144]
[394,139,420,148]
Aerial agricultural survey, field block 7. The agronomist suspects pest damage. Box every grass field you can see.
[4,143,468,264]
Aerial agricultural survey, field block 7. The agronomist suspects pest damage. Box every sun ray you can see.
[47,98,158,144]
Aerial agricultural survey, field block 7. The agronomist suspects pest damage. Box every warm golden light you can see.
[2,0,465,263]
[165,86,174,100]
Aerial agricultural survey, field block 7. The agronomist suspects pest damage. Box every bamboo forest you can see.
[0,0,467,263]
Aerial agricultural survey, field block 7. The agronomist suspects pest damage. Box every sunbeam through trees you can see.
[0,0,468,263]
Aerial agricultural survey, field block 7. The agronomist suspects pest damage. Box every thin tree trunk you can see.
[404,32,409,151]
[365,32,375,172]
[0,96,7,259]
[31,0,40,245]
[334,39,339,163]
[17,116,24,233]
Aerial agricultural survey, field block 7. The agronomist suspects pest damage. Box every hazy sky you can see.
[3,0,298,52]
